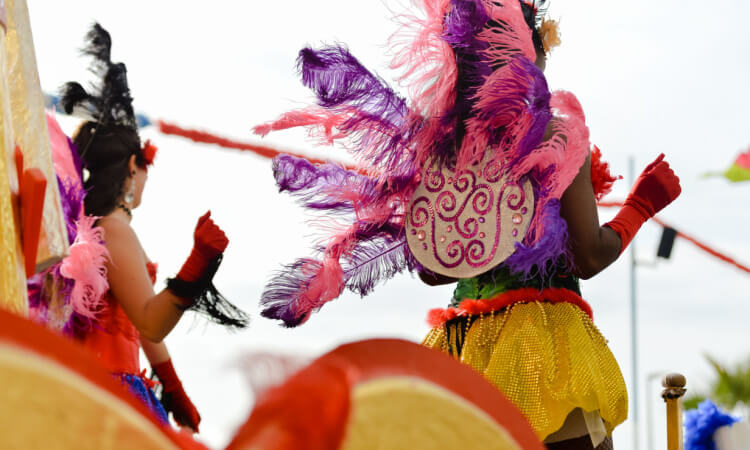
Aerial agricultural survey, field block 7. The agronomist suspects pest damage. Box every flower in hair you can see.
[539,18,561,53]
[141,139,157,167]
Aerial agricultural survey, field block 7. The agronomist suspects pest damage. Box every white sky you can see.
[27,0,750,448]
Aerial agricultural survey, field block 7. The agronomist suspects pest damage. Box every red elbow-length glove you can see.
[604,153,681,253]
[177,211,229,283]
[152,359,202,431]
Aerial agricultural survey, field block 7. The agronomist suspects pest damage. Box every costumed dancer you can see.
[253,0,680,448]
[29,23,249,430]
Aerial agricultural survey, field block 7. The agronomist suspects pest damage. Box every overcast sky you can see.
[27,0,750,448]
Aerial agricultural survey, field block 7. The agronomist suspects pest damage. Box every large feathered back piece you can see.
[254,0,590,327]
[59,23,137,131]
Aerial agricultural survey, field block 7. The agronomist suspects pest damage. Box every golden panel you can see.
[4,0,68,271]
[0,27,27,315]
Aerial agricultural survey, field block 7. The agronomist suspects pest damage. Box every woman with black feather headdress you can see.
[59,23,249,431]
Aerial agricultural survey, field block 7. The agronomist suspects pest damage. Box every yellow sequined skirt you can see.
[423,301,628,440]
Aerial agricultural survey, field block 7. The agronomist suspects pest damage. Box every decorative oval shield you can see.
[406,154,534,278]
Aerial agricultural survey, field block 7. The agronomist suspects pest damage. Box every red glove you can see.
[177,211,229,283]
[604,154,681,253]
[152,359,202,432]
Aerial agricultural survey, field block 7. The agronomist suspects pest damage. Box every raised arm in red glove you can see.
[604,154,681,253]
[166,211,249,328]
[152,358,202,432]
[177,211,229,283]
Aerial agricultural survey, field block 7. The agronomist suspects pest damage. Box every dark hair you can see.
[519,0,547,56]
[73,121,144,216]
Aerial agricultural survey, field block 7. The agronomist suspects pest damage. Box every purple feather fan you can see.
[258,0,591,326]
[297,46,418,178]
[343,236,419,296]
[260,258,323,327]
[262,154,419,326]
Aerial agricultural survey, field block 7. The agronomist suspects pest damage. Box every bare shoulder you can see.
[97,217,145,257]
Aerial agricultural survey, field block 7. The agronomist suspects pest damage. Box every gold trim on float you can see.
[342,376,522,450]
[0,343,178,450]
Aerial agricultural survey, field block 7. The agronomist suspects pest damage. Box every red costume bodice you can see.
[79,262,158,374]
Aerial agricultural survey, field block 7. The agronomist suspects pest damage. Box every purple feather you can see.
[273,154,374,214]
[260,258,321,327]
[504,199,571,279]
[57,175,85,244]
[506,57,552,168]
[443,0,491,118]
[263,153,420,326]
[467,56,551,165]
[273,154,418,227]
[297,46,416,177]
[343,237,417,296]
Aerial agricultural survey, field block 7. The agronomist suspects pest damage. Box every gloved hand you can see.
[152,359,202,432]
[604,154,681,253]
[177,211,229,283]
[626,153,681,218]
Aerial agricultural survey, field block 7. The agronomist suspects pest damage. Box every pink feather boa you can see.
[59,215,110,320]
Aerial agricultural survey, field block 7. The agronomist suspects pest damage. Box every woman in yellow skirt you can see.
[254,0,681,448]
[415,4,683,447]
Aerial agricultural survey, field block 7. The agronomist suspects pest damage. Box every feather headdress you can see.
[255,0,589,326]
[59,23,157,165]
[59,23,137,130]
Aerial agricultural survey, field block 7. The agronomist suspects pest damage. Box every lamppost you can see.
[646,371,666,450]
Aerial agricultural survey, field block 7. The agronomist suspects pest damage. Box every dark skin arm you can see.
[418,270,458,286]
[559,153,622,279]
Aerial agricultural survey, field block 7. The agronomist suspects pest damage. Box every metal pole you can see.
[646,372,664,450]
[647,373,653,450]
[630,156,639,450]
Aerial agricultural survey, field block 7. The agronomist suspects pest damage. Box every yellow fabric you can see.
[423,302,628,440]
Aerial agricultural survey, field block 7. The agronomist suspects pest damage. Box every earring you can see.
[124,179,135,205]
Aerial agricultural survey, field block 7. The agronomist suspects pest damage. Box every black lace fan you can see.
[59,23,137,130]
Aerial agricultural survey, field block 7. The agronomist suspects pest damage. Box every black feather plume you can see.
[59,23,137,129]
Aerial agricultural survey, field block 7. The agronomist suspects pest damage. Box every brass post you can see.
[661,373,687,450]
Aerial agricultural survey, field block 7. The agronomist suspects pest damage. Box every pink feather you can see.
[546,91,590,199]
[46,111,81,189]
[59,215,110,319]
[389,0,456,118]
[286,197,404,321]
[481,1,536,66]
[504,91,590,196]
[252,107,347,144]
[460,62,536,169]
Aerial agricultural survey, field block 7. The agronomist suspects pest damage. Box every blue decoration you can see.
[135,113,152,128]
[685,400,740,450]
[119,373,169,424]
[43,92,153,128]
